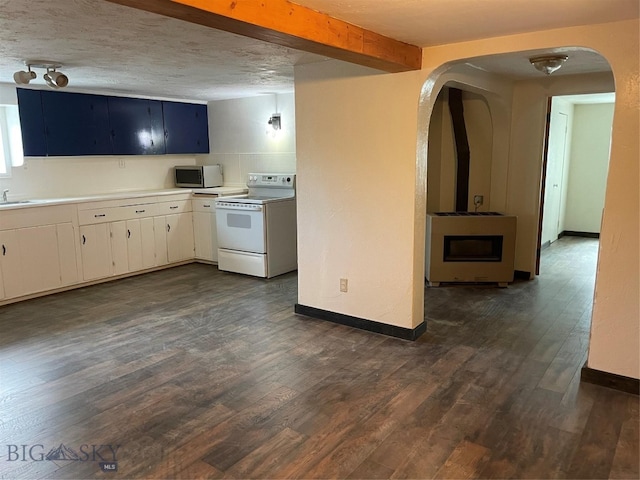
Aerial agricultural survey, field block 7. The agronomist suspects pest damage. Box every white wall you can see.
[0,83,198,199]
[563,103,614,233]
[203,93,296,185]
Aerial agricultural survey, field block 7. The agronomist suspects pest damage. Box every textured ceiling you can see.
[0,0,636,102]
[293,0,640,47]
[0,0,326,101]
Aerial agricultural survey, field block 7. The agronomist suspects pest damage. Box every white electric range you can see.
[215,173,297,278]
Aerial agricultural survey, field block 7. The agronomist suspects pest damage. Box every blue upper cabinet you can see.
[16,89,47,157]
[162,102,210,154]
[108,97,166,155]
[16,91,209,156]
[41,90,112,156]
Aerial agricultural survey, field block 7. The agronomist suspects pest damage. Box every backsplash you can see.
[203,153,296,186]
[0,155,197,201]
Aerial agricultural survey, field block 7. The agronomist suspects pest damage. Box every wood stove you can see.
[425,212,517,287]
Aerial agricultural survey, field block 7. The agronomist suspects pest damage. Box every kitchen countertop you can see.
[0,186,249,210]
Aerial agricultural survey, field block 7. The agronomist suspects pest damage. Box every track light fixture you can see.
[43,68,69,89]
[13,66,36,85]
[13,61,69,89]
[529,55,568,75]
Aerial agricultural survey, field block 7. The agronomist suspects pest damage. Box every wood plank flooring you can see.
[0,236,637,479]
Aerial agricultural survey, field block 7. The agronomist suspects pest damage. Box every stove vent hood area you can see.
[425,86,517,286]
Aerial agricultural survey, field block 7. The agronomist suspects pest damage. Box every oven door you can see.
[215,201,266,253]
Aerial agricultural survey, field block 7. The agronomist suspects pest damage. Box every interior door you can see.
[541,110,569,245]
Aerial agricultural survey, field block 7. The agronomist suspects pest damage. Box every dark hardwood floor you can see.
[0,237,637,479]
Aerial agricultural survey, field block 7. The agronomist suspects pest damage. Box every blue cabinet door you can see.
[16,89,47,157]
[108,97,165,155]
[41,91,112,156]
[163,102,209,154]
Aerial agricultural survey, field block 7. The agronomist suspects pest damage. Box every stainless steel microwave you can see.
[174,165,223,188]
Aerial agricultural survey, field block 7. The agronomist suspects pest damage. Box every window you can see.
[0,105,24,176]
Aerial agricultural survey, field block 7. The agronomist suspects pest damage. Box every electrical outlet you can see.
[340,278,348,293]
[473,195,483,206]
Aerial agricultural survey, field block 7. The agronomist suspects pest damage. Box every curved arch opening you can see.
[416,46,619,377]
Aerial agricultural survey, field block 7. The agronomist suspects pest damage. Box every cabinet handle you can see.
[135,209,145,214]
[169,206,178,209]
[167,224,171,232]
[82,235,86,245]
[203,204,211,208]
[94,213,106,218]
[1,245,5,256]
[127,229,131,238]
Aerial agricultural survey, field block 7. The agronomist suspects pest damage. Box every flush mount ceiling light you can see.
[529,55,568,75]
[13,61,69,89]
[268,113,281,131]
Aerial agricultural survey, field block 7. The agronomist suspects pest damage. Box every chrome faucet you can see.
[2,189,8,203]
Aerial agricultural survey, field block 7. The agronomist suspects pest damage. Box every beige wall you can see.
[295,19,638,378]
[0,155,194,200]
[427,87,493,213]
[295,62,425,329]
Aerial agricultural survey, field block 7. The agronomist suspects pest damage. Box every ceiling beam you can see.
[104,0,422,73]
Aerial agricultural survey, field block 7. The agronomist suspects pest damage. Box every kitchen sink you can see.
[1,200,32,205]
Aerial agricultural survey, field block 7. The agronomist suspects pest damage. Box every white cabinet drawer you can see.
[192,198,217,213]
[121,204,159,219]
[78,207,124,225]
[78,204,161,225]
[156,200,192,215]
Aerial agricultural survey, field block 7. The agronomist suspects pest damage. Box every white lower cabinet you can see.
[151,213,195,266]
[193,200,218,262]
[166,213,195,263]
[153,216,169,266]
[0,225,70,298]
[110,221,129,276]
[57,223,79,286]
[0,193,202,303]
[80,223,112,281]
[0,229,25,298]
[126,218,156,271]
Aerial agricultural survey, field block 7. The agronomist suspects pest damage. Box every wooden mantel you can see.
[104,0,422,73]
